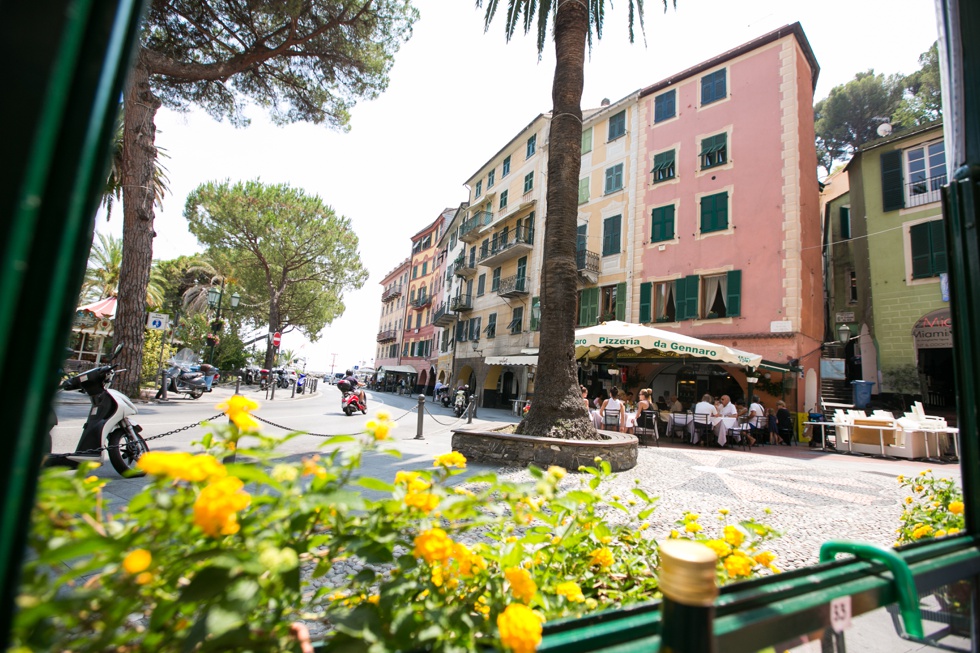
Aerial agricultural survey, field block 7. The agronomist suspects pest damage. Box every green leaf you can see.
[639,507,657,520]
[565,490,596,504]
[357,477,395,492]
[631,487,654,503]
[319,435,357,447]
[205,604,244,638]
[354,568,377,583]
[527,465,544,479]
[180,566,233,602]
[225,464,278,487]
[39,537,117,565]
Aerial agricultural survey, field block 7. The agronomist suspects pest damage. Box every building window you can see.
[907,140,947,206]
[412,265,418,279]
[701,69,727,105]
[486,313,496,338]
[421,261,427,275]
[608,110,626,140]
[508,306,524,334]
[475,180,482,198]
[910,219,948,279]
[577,287,598,326]
[500,190,508,210]
[700,133,727,169]
[651,204,675,242]
[604,163,624,193]
[848,270,858,304]
[700,191,729,233]
[840,206,851,240]
[477,273,486,296]
[655,280,677,322]
[578,177,590,204]
[524,172,534,194]
[526,134,536,158]
[491,267,501,291]
[582,127,593,154]
[487,169,495,188]
[503,155,511,176]
[602,215,622,256]
[654,90,676,123]
[468,317,482,341]
[651,150,675,183]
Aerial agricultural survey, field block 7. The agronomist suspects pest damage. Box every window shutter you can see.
[910,222,932,278]
[585,287,599,325]
[530,296,540,331]
[931,220,947,274]
[881,150,905,211]
[615,282,626,320]
[639,282,652,323]
[681,275,700,320]
[839,206,851,240]
[726,270,742,317]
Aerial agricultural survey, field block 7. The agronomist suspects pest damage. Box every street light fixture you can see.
[837,323,852,345]
[206,280,241,365]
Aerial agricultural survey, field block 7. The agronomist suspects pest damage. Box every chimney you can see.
[600,98,611,106]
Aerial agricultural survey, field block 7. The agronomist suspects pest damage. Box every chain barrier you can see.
[422,403,469,427]
[251,402,419,438]
[64,412,227,456]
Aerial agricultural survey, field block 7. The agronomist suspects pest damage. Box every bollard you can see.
[658,540,718,653]
[291,380,296,398]
[235,374,241,394]
[415,394,425,440]
[466,399,474,424]
[270,381,276,401]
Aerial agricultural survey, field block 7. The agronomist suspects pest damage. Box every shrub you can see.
[895,470,964,545]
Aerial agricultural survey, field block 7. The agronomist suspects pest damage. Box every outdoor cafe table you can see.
[708,415,738,447]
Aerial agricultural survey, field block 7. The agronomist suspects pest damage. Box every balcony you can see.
[376,329,397,343]
[432,303,456,327]
[497,275,529,298]
[907,174,946,207]
[459,210,493,243]
[411,294,432,309]
[381,284,402,303]
[478,225,534,267]
[450,294,473,312]
[576,249,599,284]
[453,253,477,278]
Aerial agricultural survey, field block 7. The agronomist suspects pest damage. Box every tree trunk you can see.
[115,53,161,397]
[516,0,600,440]
[264,299,280,369]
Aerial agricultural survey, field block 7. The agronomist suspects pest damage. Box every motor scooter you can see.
[454,390,469,418]
[258,368,270,390]
[295,372,307,394]
[49,344,149,476]
[337,380,367,416]
[437,387,451,407]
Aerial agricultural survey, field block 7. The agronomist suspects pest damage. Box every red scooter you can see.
[337,380,367,416]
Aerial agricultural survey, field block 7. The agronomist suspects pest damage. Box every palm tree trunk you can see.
[517,0,600,440]
[115,52,161,397]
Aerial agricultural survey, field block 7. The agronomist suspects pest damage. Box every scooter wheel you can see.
[361,407,367,414]
[344,405,354,416]
[190,388,204,399]
[107,426,148,476]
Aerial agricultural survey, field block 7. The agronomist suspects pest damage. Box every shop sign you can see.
[835,312,855,323]
[912,308,952,349]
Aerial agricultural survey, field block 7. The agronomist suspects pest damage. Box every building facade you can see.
[376,258,410,372]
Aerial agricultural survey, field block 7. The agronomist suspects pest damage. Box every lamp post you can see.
[206,280,241,365]
[837,323,852,345]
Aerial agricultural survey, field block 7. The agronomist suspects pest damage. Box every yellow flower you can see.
[684,513,700,522]
[376,410,391,421]
[723,552,753,578]
[455,487,475,497]
[506,536,519,544]
[434,451,467,468]
[753,551,776,567]
[723,525,744,547]
[547,466,566,479]
[600,536,613,544]
[949,501,964,514]
[404,492,440,513]
[122,549,152,574]
[300,456,327,480]
[914,485,924,493]
[589,547,614,569]
[703,540,731,559]
[431,565,444,587]
[919,470,928,476]
[639,523,649,531]
[584,597,598,609]
[497,603,543,653]
[505,567,537,604]
[193,476,250,537]
[365,413,396,441]
[718,508,729,516]
[135,572,153,585]
[556,581,585,603]
[684,521,702,533]
[897,475,905,482]
[271,464,299,483]
[912,524,934,540]
[216,394,260,432]
[413,528,455,564]
[551,536,561,545]
[367,595,380,605]
[935,529,948,538]
[137,451,227,482]
[669,529,680,539]
[904,496,913,505]
[948,527,961,535]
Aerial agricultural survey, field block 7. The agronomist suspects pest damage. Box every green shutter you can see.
[681,275,700,320]
[881,150,905,211]
[931,220,947,274]
[726,270,742,317]
[652,205,675,242]
[578,177,589,204]
[840,206,851,240]
[910,222,933,278]
[615,282,626,320]
[639,282,652,323]
[581,127,593,153]
[585,287,599,325]
[530,296,540,331]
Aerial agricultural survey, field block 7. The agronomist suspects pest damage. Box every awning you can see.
[575,321,762,368]
[757,359,801,373]
[485,355,538,366]
[78,296,117,318]
[378,365,417,374]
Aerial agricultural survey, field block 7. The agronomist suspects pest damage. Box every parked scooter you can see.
[271,367,294,389]
[337,379,367,416]
[437,387,451,408]
[295,372,307,394]
[165,348,207,399]
[258,368,270,390]
[49,343,149,476]
[242,365,261,385]
[454,387,470,418]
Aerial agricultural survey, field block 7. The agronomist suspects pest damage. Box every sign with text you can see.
[912,308,952,349]
[770,320,793,333]
[835,311,855,323]
[146,312,169,331]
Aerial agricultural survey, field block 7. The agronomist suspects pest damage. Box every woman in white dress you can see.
[600,386,626,431]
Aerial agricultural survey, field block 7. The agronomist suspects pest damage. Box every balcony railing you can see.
[576,249,600,275]
[411,294,432,309]
[907,174,947,207]
[453,253,477,277]
[497,275,529,298]
[478,225,534,267]
[450,294,473,312]
[376,329,397,343]
[459,210,493,243]
[432,303,456,327]
[381,284,402,302]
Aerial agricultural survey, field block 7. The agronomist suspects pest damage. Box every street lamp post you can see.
[206,280,241,365]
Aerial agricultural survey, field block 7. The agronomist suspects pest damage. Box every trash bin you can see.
[851,380,875,409]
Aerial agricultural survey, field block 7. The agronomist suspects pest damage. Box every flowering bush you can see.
[13,398,780,653]
[665,509,782,583]
[895,470,965,545]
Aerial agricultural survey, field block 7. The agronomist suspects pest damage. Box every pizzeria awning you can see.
[485,355,538,366]
[378,365,417,375]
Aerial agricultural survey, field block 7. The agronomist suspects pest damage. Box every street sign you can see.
[272,331,281,347]
[147,312,169,331]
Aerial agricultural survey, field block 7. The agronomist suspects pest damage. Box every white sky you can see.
[96,0,940,372]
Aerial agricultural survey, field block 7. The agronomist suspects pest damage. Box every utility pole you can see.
[330,353,337,375]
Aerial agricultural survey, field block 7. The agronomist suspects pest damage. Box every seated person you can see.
[693,394,718,444]
[775,400,793,444]
[669,395,684,412]
[748,395,767,441]
[718,394,739,418]
[656,394,669,410]
[341,369,366,407]
[734,400,748,417]
[600,387,625,430]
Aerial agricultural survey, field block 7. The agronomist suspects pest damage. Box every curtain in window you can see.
[703,275,720,316]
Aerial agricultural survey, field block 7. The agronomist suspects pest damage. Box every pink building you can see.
[631,23,822,412]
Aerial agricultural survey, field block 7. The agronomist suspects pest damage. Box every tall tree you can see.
[184,180,367,368]
[82,233,166,307]
[113,0,418,396]
[101,110,171,221]
[894,42,943,128]
[477,0,670,439]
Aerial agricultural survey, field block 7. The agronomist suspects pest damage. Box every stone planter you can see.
[451,428,638,472]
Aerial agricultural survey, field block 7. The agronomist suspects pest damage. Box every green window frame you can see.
[639,282,652,323]
[700,133,727,169]
[840,206,851,240]
[475,180,482,198]
[602,215,621,256]
[881,150,905,211]
[526,134,536,158]
[674,274,701,320]
[499,190,508,210]
[524,172,534,194]
[651,204,675,242]
[530,296,540,331]
[578,177,590,204]
[477,274,486,296]
[491,267,501,291]
[910,220,948,279]
[578,287,599,326]
[581,127,593,154]
[485,313,496,338]
[487,169,495,188]
[654,90,676,122]
[700,191,729,233]
[651,150,675,183]
[502,155,511,176]
[701,69,726,104]
[608,110,626,140]
[421,261,427,275]
[604,163,624,193]
[508,306,524,334]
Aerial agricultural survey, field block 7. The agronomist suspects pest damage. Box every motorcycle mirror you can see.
[110,343,124,361]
